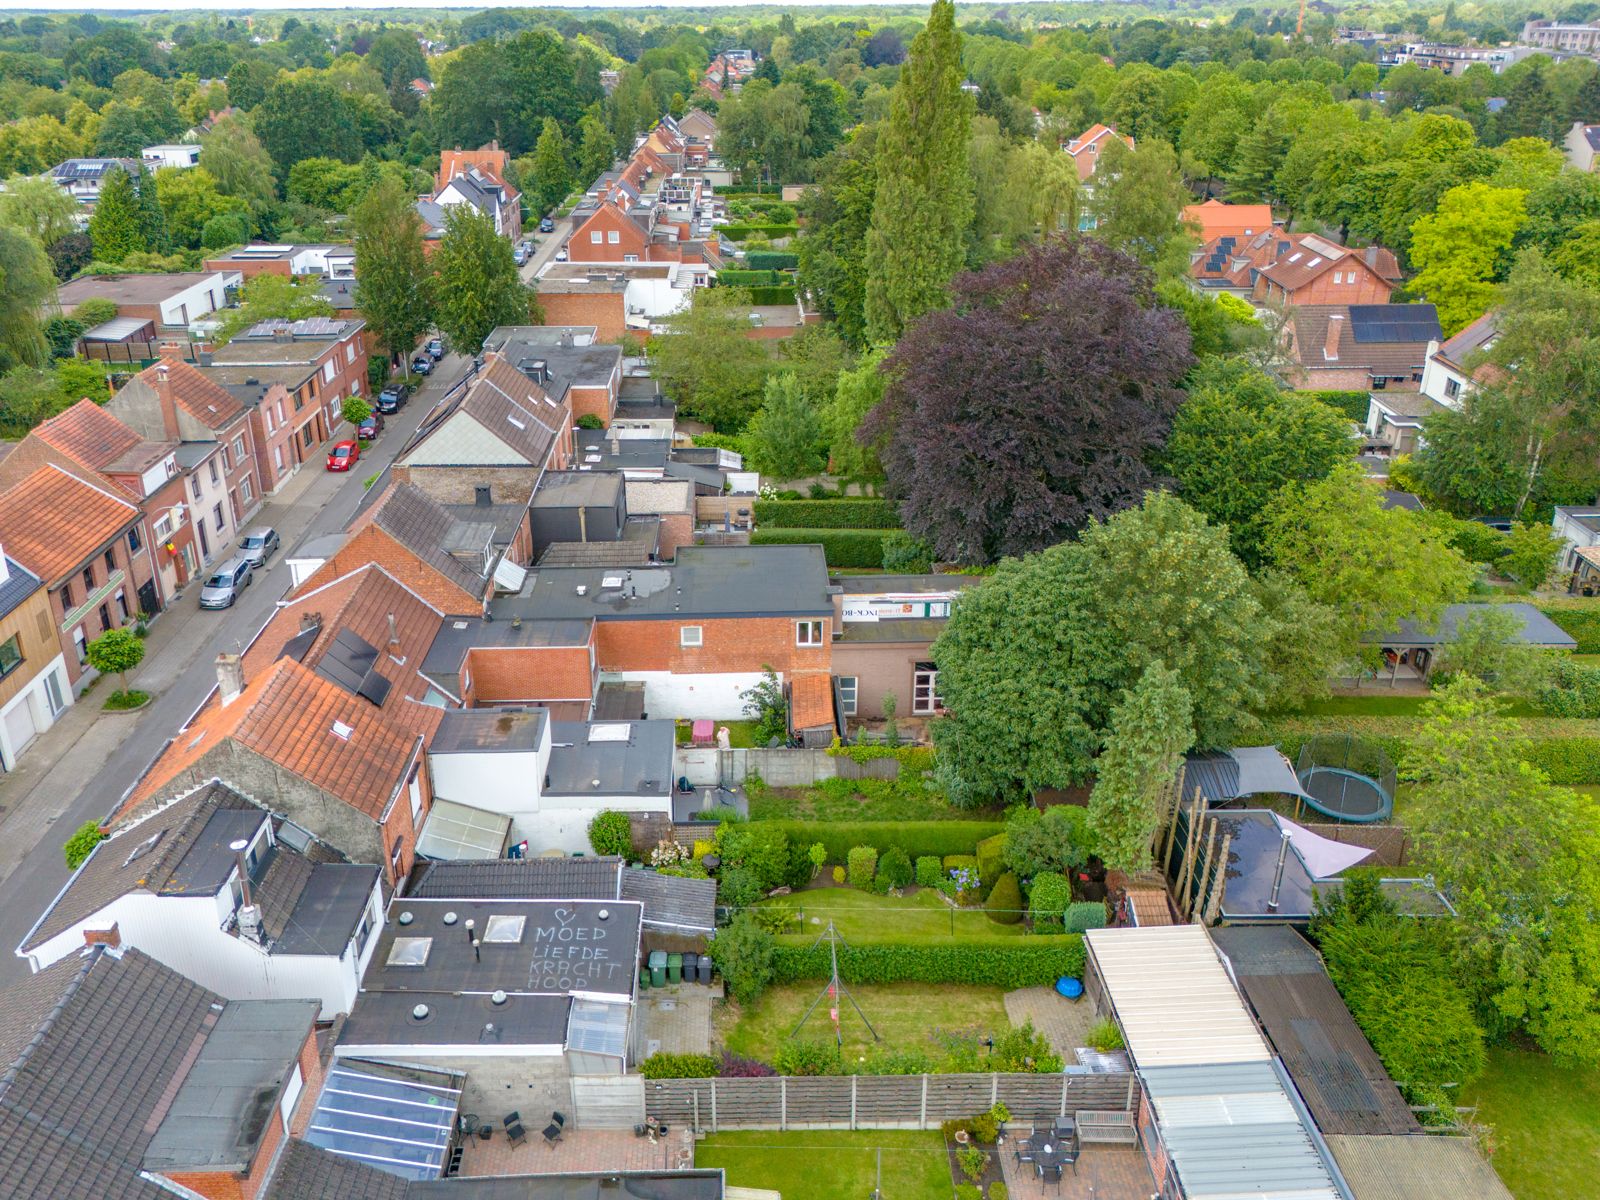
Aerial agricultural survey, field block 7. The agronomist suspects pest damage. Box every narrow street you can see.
[0,353,475,986]
[520,212,574,282]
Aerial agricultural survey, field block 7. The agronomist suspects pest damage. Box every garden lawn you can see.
[759,887,1037,945]
[1290,694,1541,718]
[1464,1047,1600,1200]
[747,775,1002,822]
[696,1130,951,1200]
[675,720,762,748]
[717,981,1012,1065]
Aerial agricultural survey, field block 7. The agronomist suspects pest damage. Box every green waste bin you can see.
[649,950,667,988]
[667,953,683,985]
[639,965,651,990]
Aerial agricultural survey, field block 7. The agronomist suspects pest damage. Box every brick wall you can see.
[378,751,430,885]
[539,292,627,343]
[464,643,594,706]
[657,512,693,560]
[305,525,481,612]
[391,463,541,507]
[595,616,830,676]
[569,382,617,426]
[1289,366,1384,391]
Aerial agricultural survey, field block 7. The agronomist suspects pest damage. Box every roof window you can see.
[123,830,165,866]
[388,936,432,966]
[483,915,526,944]
[331,720,354,741]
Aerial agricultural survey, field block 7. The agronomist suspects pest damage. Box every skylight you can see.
[483,915,526,944]
[331,720,354,741]
[588,724,631,742]
[123,830,165,867]
[387,937,432,966]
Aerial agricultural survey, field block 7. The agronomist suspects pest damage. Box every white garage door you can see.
[3,697,37,765]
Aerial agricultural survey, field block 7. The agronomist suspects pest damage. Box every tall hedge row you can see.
[1292,390,1371,422]
[773,940,1086,989]
[750,528,891,568]
[1268,717,1600,785]
[746,251,799,270]
[1540,606,1600,654]
[716,269,789,287]
[755,498,902,529]
[757,820,1005,863]
[747,286,797,306]
[721,223,799,241]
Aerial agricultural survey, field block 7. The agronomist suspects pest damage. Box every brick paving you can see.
[462,1127,695,1177]
[998,1140,1157,1200]
[1005,986,1099,1062]
[639,983,714,1056]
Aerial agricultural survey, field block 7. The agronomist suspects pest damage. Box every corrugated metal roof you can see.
[1146,1060,1343,1200]
[1325,1134,1513,1200]
[1085,926,1271,1067]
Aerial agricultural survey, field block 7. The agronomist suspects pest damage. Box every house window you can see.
[591,231,603,244]
[0,635,22,679]
[276,400,286,424]
[607,230,620,244]
[214,502,226,533]
[82,566,95,593]
[73,626,87,664]
[294,391,305,412]
[624,254,639,263]
[301,426,313,449]
[274,446,286,474]
[264,408,275,433]
[353,903,375,957]
[154,513,174,540]
[837,675,857,716]
[913,662,943,715]
[208,459,220,485]
[115,590,128,622]
[680,624,703,647]
[241,476,254,505]
[796,620,824,646]
[346,344,356,365]
[98,603,112,632]
[61,581,73,609]
[389,838,404,877]
[104,549,116,574]
[322,360,335,384]
[1444,378,1461,399]
[233,435,246,462]
[128,526,142,554]
[191,475,204,501]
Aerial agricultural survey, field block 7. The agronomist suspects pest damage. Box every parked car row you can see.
[200,525,279,610]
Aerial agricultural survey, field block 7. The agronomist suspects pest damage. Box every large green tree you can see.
[528,117,574,216]
[797,128,877,347]
[431,205,531,354]
[1264,462,1474,666]
[253,77,361,175]
[199,117,278,216]
[1165,361,1354,565]
[87,166,145,263]
[821,349,887,485]
[1092,137,1192,273]
[154,167,246,249]
[931,492,1285,805]
[0,228,55,369]
[648,287,772,430]
[576,108,616,185]
[1087,661,1195,872]
[353,176,433,371]
[0,174,80,251]
[1409,182,1527,335]
[430,31,599,157]
[214,274,335,343]
[745,372,823,481]
[863,0,972,344]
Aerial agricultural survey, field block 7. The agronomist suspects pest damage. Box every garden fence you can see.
[675,746,902,788]
[645,1071,1136,1132]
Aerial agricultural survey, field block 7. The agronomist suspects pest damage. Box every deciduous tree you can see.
[823,349,886,485]
[0,174,80,251]
[0,228,54,369]
[1409,183,1527,335]
[745,372,823,480]
[253,77,361,175]
[529,117,574,215]
[1088,662,1195,872]
[353,176,432,372]
[865,237,1191,563]
[863,0,971,343]
[648,287,772,430]
[214,274,335,344]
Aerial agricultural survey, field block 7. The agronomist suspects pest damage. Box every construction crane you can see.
[1296,0,1308,38]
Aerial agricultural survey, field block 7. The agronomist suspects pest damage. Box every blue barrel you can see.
[1055,976,1084,1000]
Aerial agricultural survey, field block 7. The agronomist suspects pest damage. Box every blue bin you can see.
[1055,976,1084,1000]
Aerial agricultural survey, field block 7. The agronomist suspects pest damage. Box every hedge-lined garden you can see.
[772,940,1085,988]
[1266,715,1600,785]
[751,527,894,567]
[721,223,799,241]
[1291,390,1371,422]
[755,498,902,529]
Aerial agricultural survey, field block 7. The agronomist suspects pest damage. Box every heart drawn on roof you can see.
[554,907,577,927]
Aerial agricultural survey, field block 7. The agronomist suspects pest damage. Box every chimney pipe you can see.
[1267,829,1292,912]
[1323,313,1344,362]
[215,652,245,706]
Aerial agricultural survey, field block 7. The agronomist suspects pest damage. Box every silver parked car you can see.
[237,526,279,567]
[199,557,253,609]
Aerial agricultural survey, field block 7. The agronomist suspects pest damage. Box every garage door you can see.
[3,697,37,766]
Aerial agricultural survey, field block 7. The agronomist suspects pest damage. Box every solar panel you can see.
[318,628,380,694]
[1348,304,1440,343]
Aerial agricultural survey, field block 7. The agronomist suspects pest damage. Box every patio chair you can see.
[1013,1140,1035,1166]
[457,1113,480,1144]
[504,1113,527,1148]
[551,1111,567,1129]
[542,1121,564,1148]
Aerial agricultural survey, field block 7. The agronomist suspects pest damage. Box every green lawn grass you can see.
[674,719,762,749]
[1464,1047,1600,1200]
[747,776,992,822]
[718,980,1012,1065]
[759,886,1037,945]
[696,1130,952,1200]
[1292,694,1542,718]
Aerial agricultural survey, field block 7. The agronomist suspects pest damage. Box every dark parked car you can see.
[237,527,279,567]
[426,338,444,360]
[357,412,383,440]
[376,383,409,414]
[199,557,253,609]
[539,217,555,234]
[410,355,434,376]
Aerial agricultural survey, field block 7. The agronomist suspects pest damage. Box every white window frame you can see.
[838,675,858,716]
[590,231,603,244]
[240,475,254,505]
[279,1063,304,1133]
[680,624,703,647]
[796,620,824,646]
[321,360,336,384]
[607,230,620,244]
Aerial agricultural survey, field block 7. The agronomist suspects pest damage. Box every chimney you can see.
[299,611,321,634]
[197,349,213,367]
[272,325,293,343]
[152,360,181,440]
[387,612,399,646]
[215,652,245,706]
[1323,313,1344,362]
[83,923,121,949]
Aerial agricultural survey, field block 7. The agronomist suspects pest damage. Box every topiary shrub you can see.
[832,865,846,884]
[877,846,913,890]
[986,871,1024,924]
[975,834,1007,892]
[916,855,943,888]
[587,810,632,857]
[576,413,605,429]
[1064,901,1108,934]
[847,844,878,888]
[1028,873,1073,931]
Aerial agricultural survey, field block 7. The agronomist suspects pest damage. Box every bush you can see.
[832,865,846,884]
[826,740,936,772]
[719,1051,777,1077]
[587,810,632,857]
[758,820,1003,863]
[719,865,764,908]
[880,530,934,573]
[755,498,901,529]
[1537,657,1600,718]
[709,913,777,1005]
[877,846,913,890]
[717,820,793,891]
[1087,1019,1124,1052]
[747,285,797,305]
[990,1020,1064,1072]
[1028,873,1073,931]
[1004,806,1097,879]
[722,223,798,241]
[955,1186,981,1200]
[771,939,1086,989]
[71,297,118,328]
[63,820,107,869]
[1064,901,1108,934]
[1542,606,1600,654]
[990,1184,1009,1200]
[200,211,250,250]
[957,1145,986,1181]
[753,902,801,935]
[916,855,943,887]
[774,1038,843,1076]
[576,413,605,430]
[640,1052,719,1079]
[986,872,1024,924]
[975,834,1007,890]
[750,529,892,568]
[846,845,878,888]
[746,251,799,270]
[942,854,981,903]
[1291,389,1370,422]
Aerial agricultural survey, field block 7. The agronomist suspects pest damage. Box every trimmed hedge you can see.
[723,223,799,241]
[976,834,1007,890]
[1292,390,1371,422]
[1267,715,1600,785]
[755,498,902,530]
[772,939,1086,989]
[758,820,1004,863]
[751,528,892,568]
[640,1052,718,1079]
[1540,606,1600,654]
[1064,901,1108,934]
[715,268,789,286]
[847,845,878,887]
[748,285,797,306]
[827,740,936,773]
[746,251,799,270]
[916,855,943,887]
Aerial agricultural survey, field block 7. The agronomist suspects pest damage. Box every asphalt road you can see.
[520,214,574,282]
[0,353,475,986]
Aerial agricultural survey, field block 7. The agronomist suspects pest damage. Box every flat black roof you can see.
[489,545,833,622]
[531,470,625,509]
[576,431,671,471]
[420,615,593,690]
[546,720,675,797]
[432,707,548,754]
[164,807,265,896]
[277,863,378,956]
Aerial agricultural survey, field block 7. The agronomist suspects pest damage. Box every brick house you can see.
[420,616,599,716]
[56,270,236,334]
[532,263,699,341]
[1063,123,1133,182]
[431,140,522,239]
[1182,199,1275,243]
[0,464,162,686]
[569,198,652,263]
[1252,234,1402,307]
[1286,303,1441,392]
[624,478,694,560]
[198,372,314,495]
[483,325,623,426]
[0,944,327,1200]
[106,356,264,537]
[205,316,369,454]
[829,574,980,723]
[202,242,354,280]
[115,649,439,889]
[1418,311,1500,410]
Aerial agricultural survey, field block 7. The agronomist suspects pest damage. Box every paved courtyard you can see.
[1005,986,1099,1062]
[639,983,716,1057]
[998,1142,1157,1200]
[462,1127,694,1177]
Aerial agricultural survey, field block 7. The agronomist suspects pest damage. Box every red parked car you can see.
[326,440,360,472]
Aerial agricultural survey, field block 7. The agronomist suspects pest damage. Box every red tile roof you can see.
[142,358,248,430]
[0,465,139,584]
[1182,200,1275,242]
[33,400,142,472]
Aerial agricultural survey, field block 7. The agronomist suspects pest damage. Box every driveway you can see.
[0,353,476,986]
[520,214,574,282]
